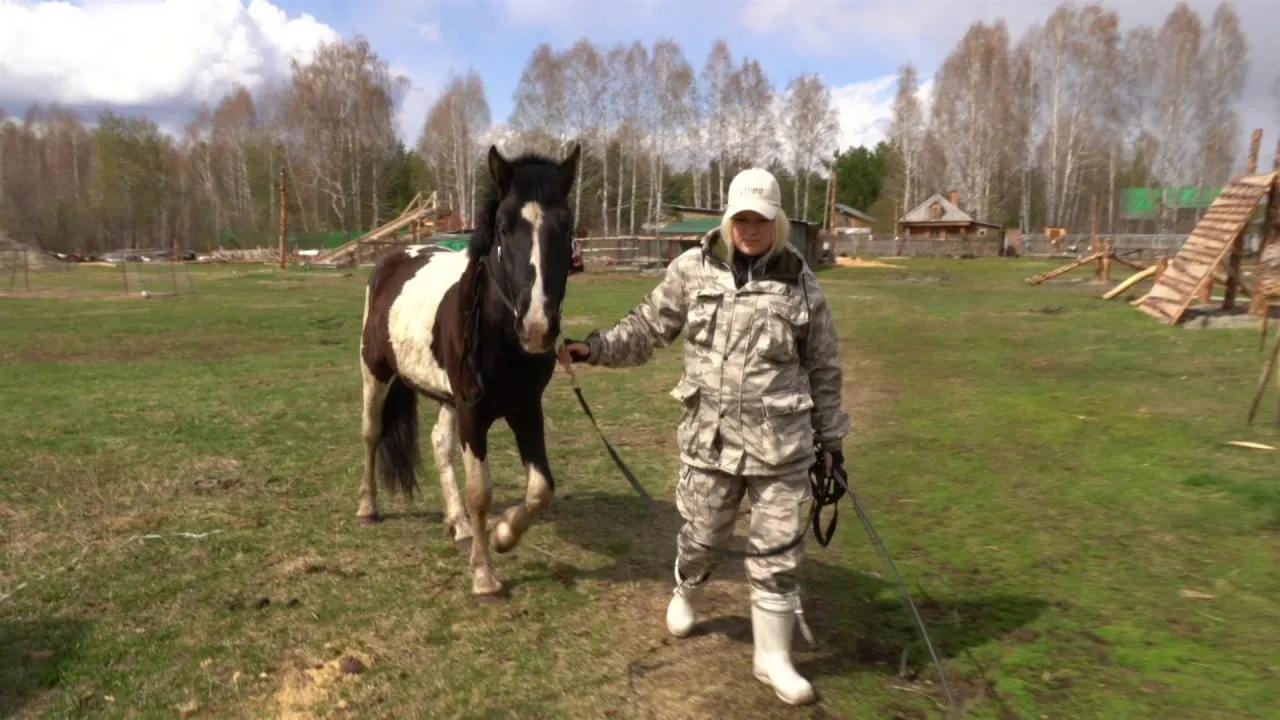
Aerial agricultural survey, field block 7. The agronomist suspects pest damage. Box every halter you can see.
[457,237,551,407]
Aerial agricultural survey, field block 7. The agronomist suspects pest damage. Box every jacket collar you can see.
[699,227,804,285]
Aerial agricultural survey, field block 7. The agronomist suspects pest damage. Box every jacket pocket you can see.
[757,300,807,364]
[757,389,815,465]
[670,378,705,453]
[685,289,724,348]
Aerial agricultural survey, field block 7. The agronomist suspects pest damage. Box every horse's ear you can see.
[558,143,581,196]
[487,145,511,195]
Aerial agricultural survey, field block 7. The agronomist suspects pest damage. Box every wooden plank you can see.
[1103,264,1158,299]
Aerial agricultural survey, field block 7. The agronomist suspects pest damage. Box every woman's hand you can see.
[558,338,592,367]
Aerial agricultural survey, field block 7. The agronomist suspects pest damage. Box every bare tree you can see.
[700,40,735,207]
[780,73,840,219]
[646,39,694,227]
[510,44,568,155]
[1195,1,1248,188]
[889,63,925,214]
[930,19,1017,223]
[1153,2,1203,228]
[418,70,491,227]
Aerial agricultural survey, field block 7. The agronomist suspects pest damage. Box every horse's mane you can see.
[468,152,567,259]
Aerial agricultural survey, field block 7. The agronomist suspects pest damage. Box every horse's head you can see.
[482,143,581,355]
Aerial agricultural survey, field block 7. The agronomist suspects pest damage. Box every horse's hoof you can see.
[491,524,517,554]
[356,512,381,526]
[474,590,506,606]
[453,536,474,555]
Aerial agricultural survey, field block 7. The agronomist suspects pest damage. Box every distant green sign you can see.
[1121,187,1223,219]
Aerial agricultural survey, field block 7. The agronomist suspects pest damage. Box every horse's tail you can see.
[376,377,420,496]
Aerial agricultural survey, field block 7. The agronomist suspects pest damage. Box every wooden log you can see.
[1248,329,1280,425]
[1102,264,1158,300]
[1025,251,1103,284]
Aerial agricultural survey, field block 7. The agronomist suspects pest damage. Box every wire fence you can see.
[1,248,195,297]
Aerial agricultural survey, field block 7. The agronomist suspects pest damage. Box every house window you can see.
[929,203,943,220]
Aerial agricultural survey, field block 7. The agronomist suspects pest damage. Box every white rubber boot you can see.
[751,591,816,705]
[665,561,705,638]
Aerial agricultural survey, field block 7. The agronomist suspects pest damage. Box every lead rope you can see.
[554,339,957,718]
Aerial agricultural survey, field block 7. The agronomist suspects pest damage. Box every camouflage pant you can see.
[674,464,812,595]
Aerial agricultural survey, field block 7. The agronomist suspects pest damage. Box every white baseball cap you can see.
[724,167,782,220]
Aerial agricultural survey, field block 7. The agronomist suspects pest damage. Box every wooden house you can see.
[899,190,1002,239]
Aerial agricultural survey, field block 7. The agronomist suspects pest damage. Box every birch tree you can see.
[888,63,925,214]
[1195,1,1248,187]
[700,41,735,207]
[930,20,1017,223]
[780,73,840,219]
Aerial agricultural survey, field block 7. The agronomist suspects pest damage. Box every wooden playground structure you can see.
[304,191,455,268]
[1025,129,1278,327]
[1024,129,1280,427]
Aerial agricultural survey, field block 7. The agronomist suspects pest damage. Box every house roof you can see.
[900,193,1001,227]
[834,204,876,223]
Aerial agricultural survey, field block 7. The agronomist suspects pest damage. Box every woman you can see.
[561,167,849,705]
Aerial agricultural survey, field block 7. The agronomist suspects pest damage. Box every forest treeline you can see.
[0,0,1271,254]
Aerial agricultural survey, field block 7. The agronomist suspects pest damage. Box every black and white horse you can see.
[358,144,580,601]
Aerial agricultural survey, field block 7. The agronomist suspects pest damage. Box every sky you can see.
[1,0,1277,164]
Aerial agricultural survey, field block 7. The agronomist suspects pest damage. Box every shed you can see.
[831,204,876,234]
[900,191,1002,239]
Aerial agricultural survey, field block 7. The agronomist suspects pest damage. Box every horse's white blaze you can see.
[520,201,549,346]
[387,250,469,396]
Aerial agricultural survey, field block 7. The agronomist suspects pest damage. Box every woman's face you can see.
[730,211,775,256]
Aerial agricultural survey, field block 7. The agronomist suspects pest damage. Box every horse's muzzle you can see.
[517,318,557,355]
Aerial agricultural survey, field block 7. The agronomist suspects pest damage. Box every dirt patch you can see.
[273,647,373,719]
[834,256,904,269]
[1179,305,1265,329]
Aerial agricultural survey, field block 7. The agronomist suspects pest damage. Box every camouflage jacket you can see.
[584,229,851,477]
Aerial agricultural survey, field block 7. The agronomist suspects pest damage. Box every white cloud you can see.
[412,21,442,43]
[0,0,338,110]
[829,73,933,152]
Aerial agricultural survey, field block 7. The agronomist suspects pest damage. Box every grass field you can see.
[2,258,1278,719]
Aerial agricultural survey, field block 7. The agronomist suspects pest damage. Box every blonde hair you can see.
[717,207,792,264]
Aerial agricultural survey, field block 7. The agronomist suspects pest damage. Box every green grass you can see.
[2,259,1278,719]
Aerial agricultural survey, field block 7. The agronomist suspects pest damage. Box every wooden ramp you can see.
[1135,172,1276,324]
[309,192,439,267]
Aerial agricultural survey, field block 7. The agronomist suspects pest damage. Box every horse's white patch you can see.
[430,404,470,539]
[493,461,554,553]
[521,201,549,348]
[404,244,431,258]
[387,250,470,397]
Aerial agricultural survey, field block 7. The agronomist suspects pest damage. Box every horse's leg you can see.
[357,361,389,524]
[492,404,554,554]
[430,403,472,545]
[458,407,502,598]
